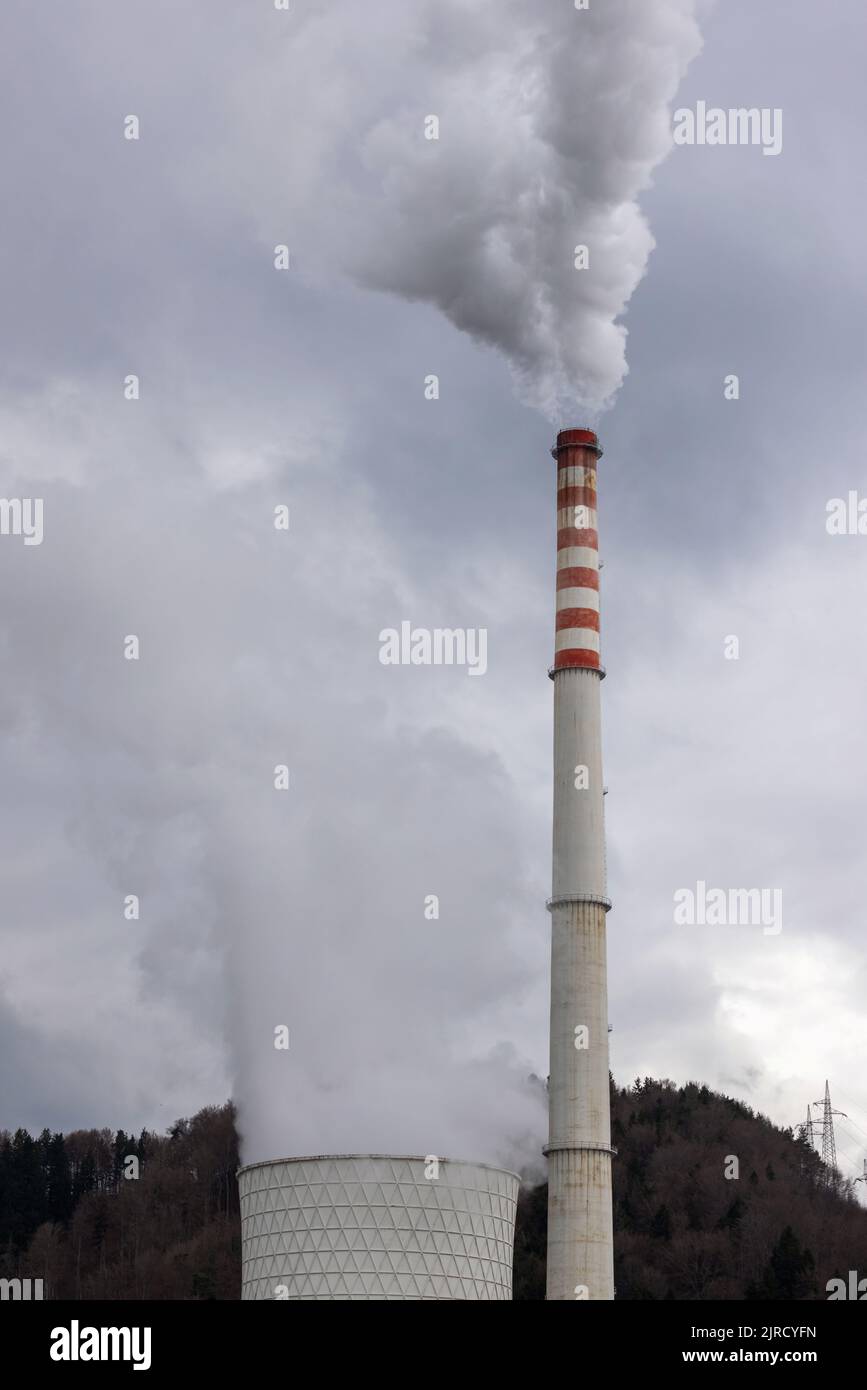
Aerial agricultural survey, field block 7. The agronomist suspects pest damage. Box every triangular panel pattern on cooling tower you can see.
[238,1155,519,1301]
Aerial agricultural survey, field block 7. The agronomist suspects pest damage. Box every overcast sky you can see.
[2,0,866,1186]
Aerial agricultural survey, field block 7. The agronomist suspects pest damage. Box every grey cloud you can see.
[1,0,866,1186]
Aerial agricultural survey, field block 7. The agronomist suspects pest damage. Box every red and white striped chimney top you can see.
[552,428,602,674]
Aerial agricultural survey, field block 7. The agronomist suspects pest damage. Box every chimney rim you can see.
[550,426,603,460]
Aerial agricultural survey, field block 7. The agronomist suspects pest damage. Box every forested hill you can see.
[0,1105,240,1299]
[2,1080,866,1299]
[514,1077,867,1299]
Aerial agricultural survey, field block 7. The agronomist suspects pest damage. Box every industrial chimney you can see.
[545,427,615,1301]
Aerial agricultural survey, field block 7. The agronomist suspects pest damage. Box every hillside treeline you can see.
[0,1104,239,1299]
[514,1077,867,1299]
[3,1080,866,1299]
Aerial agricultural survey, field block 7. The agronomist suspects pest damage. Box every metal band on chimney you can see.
[546,893,612,913]
[543,1142,618,1157]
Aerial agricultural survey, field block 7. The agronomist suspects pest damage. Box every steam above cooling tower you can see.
[545,427,615,1300]
[236,427,617,1302]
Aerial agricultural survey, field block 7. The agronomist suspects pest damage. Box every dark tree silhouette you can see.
[747,1225,816,1301]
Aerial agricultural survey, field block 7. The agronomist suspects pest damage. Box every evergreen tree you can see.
[651,1203,673,1241]
[113,1130,130,1187]
[8,1129,43,1251]
[46,1134,73,1225]
[754,1226,816,1300]
[717,1196,746,1231]
[73,1152,96,1205]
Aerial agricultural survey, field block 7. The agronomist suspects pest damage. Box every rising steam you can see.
[350,0,703,417]
[254,0,700,419]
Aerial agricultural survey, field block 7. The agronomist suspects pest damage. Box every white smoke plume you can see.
[202,0,705,1160]
[0,0,705,1176]
[230,0,703,418]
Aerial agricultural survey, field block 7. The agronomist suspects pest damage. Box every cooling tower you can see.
[238,1154,520,1300]
[545,427,615,1300]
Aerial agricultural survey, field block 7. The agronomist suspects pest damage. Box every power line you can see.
[831,1091,867,1141]
[836,1116,867,1158]
[833,1138,863,1174]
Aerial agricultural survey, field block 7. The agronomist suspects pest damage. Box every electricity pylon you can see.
[812,1080,846,1184]
[803,1106,815,1146]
